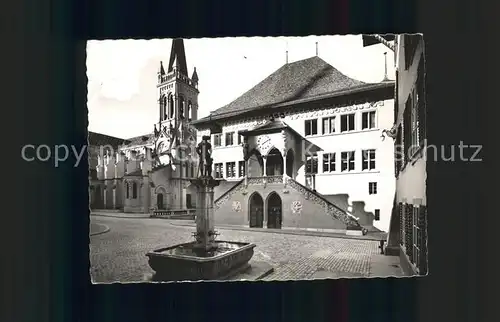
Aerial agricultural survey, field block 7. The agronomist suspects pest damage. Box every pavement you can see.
[169,221,388,242]
[91,211,150,219]
[90,223,110,236]
[90,216,403,283]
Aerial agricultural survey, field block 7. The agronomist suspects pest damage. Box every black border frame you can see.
[5,0,488,321]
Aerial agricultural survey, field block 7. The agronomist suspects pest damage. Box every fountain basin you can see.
[146,241,256,281]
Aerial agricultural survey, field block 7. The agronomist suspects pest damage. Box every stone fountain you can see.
[146,136,271,281]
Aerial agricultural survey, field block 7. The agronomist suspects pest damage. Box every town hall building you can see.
[89,38,396,234]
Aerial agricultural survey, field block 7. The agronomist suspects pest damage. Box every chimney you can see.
[383,52,390,81]
[285,41,289,64]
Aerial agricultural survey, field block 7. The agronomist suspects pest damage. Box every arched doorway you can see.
[157,193,164,210]
[94,185,103,209]
[286,149,295,178]
[267,192,282,229]
[248,192,264,228]
[266,148,283,176]
[248,149,263,177]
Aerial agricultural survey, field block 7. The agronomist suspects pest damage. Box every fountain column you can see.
[192,177,220,251]
[191,135,220,251]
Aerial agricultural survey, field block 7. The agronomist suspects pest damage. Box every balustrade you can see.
[151,209,196,219]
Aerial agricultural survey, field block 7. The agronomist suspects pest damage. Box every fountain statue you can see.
[146,135,271,281]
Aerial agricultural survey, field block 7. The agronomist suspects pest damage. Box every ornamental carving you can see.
[266,176,283,184]
[214,181,245,209]
[291,201,302,214]
[232,201,242,212]
[285,177,360,227]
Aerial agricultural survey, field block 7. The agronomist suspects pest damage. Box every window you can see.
[341,151,355,172]
[395,125,403,177]
[410,88,420,148]
[305,154,318,174]
[412,207,421,270]
[179,96,185,119]
[374,209,380,221]
[362,111,376,129]
[340,113,355,132]
[322,117,336,134]
[213,134,222,147]
[369,182,377,195]
[226,162,236,178]
[190,163,195,178]
[416,59,426,143]
[90,169,97,180]
[168,94,174,118]
[238,161,246,177]
[126,182,129,199]
[362,149,376,170]
[304,119,318,136]
[187,101,193,121]
[322,153,336,172]
[214,163,223,179]
[237,132,244,145]
[399,203,405,247]
[225,132,235,146]
[132,182,138,199]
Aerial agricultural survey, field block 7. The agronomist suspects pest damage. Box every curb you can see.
[169,222,385,241]
[90,224,110,236]
[91,213,151,219]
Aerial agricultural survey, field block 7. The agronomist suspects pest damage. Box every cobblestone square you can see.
[90,216,403,283]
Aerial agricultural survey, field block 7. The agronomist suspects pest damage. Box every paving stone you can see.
[90,217,396,283]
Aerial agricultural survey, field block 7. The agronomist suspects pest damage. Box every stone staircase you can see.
[214,176,363,229]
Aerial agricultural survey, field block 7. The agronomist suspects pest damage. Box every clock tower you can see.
[155,39,199,165]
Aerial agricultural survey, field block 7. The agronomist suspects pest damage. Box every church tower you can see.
[157,39,199,146]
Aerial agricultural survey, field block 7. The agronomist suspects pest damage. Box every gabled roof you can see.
[240,119,295,137]
[121,133,155,148]
[205,56,370,119]
[88,131,124,149]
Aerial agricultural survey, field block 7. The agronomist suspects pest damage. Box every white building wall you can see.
[394,35,427,206]
[284,99,395,232]
[204,98,396,232]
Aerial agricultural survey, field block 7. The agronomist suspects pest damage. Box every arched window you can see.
[187,101,193,121]
[179,96,185,119]
[126,182,129,199]
[132,182,138,199]
[162,96,167,120]
[168,94,174,118]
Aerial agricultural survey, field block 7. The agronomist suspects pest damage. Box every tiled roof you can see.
[205,56,369,119]
[121,133,155,148]
[88,131,124,149]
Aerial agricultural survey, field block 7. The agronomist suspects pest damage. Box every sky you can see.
[87,35,395,139]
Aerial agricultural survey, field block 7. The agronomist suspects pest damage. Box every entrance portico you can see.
[240,119,321,181]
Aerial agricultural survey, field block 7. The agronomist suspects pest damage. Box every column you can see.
[194,180,218,250]
[262,156,267,185]
[282,151,287,183]
[245,159,249,186]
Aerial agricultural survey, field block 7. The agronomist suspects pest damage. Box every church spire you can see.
[168,39,188,76]
[191,67,199,83]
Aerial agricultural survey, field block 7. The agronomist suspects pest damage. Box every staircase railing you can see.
[285,177,362,228]
[151,209,196,219]
[214,179,245,209]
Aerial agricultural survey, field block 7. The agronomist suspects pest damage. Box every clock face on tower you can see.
[256,135,272,153]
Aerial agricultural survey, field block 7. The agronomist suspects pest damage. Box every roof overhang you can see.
[191,82,394,127]
[362,35,395,49]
